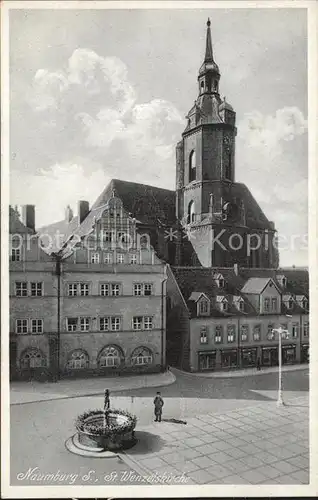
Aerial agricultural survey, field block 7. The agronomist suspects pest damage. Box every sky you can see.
[8,6,308,267]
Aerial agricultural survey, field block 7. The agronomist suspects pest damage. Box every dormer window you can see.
[214,273,225,288]
[233,295,245,312]
[302,298,309,310]
[217,295,228,312]
[198,299,209,315]
[283,294,294,310]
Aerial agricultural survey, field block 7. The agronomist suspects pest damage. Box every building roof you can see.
[170,266,309,319]
[38,179,176,254]
[9,206,34,234]
[240,277,274,294]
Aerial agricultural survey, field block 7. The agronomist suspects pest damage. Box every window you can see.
[117,253,124,264]
[15,282,27,297]
[80,283,89,296]
[100,317,109,331]
[67,318,78,332]
[189,150,196,182]
[303,322,309,337]
[253,324,261,341]
[215,325,223,343]
[264,298,270,312]
[292,323,299,338]
[20,349,46,369]
[98,345,122,368]
[288,299,294,309]
[227,324,236,343]
[221,301,228,312]
[111,317,121,331]
[239,300,245,312]
[188,201,195,223]
[198,300,209,315]
[104,253,112,264]
[133,317,142,330]
[134,283,153,296]
[271,298,278,312]
[80,317,90,332]
[130,254,138,264]
[111,284,120,296]
[144,317,153,330]
[219,279,225,288]
[131,347,153,365]
[267,324,274,340]
[144,284,153,296]
[16,319,28,334]
[31,282,43,297]
[102,231,113,242]
[100,283,109,296]
[68,283,78,297]
[240,325,249,342]
[303,299,309,310]
[67,350,89,369]
[91,252,100,264]
[200,327,208,344]
[100,283,120,296]
[11,248,21,262]
[31,319,43,334]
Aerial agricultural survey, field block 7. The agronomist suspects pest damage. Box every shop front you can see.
[262,346,278,366]
[198,351,216,371]
[301,344,309,363]
[282,344,297,364]
[240,347,257,368]
[221,349,238,369]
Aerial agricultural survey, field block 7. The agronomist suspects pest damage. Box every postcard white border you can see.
[1,0,317,498]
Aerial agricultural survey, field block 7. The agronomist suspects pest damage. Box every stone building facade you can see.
[10,199,167,381]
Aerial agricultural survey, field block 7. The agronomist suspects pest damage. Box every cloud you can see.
[237,106,308,266]
[10,163,109,228]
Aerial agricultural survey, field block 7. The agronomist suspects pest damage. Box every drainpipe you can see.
[161,277,168,372]
[52,253,61,382]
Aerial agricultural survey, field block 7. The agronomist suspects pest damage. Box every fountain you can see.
[66,389,137,456]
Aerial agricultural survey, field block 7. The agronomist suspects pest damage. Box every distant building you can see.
[166,265,309,371]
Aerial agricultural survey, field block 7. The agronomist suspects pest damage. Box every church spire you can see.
[204,18,213,63]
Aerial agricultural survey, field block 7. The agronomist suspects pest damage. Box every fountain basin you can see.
[75,409,137,451]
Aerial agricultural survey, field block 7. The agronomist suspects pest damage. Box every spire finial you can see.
[204,17,213,62]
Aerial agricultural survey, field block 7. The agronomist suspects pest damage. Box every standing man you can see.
[153,391,164,422]
[256,357,261,371]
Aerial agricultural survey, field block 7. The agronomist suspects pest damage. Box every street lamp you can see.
[272,319,291,406]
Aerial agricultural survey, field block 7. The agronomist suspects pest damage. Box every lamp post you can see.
[271,325,290,406]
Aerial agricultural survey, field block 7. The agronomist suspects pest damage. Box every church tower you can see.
[176,19,279,268]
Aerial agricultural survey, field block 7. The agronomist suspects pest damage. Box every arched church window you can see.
[225,153,232,180]
[189,150,196,182]
[188,201,196,224]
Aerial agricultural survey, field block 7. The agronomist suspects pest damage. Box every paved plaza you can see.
[9,367,310,486]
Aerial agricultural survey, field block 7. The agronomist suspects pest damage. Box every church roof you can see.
[38,179,176,254]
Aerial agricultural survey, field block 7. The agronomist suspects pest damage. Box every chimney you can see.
[78,200,90,225]
[233,263,239,276]
[65,205,74,223]
[22,205,35,231]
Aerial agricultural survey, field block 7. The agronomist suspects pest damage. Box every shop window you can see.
[66,350,89,369]
[199,352,216,370]
[20,348,46,369]
[221,350,237,368]
[131,346,153,365]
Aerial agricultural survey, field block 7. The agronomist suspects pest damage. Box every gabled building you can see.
[10,198,167,381]
[166,265,309,372]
